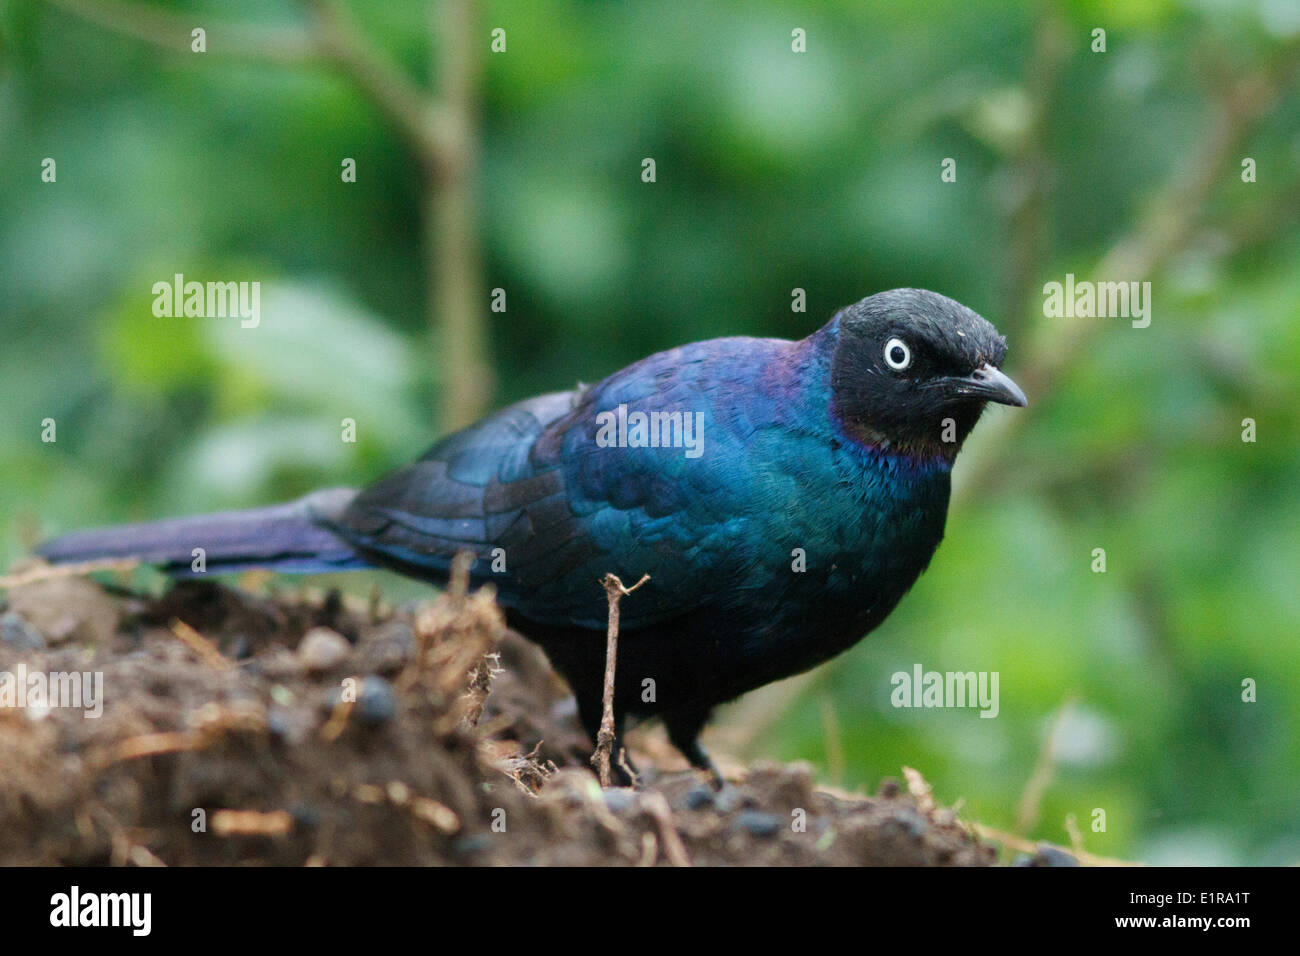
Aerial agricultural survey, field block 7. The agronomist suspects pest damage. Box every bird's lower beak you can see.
[959,364,1028,407]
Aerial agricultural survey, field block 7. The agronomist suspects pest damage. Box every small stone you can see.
[267,708,294,740]
[1033,842,1081,867]
[297,627,351,673]
[452,833,493,857]
[289,804,321,828]
[735,810,782,838]
[6,577,118,646]
[891,808,929,839]
[46,614,81,645]
[714,786,756,814]
[602,788,638,814]
[355,676,397,725]
[1,612,45,650]
[358,620,414,676]
[681,785,715,812]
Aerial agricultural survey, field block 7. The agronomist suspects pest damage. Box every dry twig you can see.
[1014,695,1076,835]
[211,809,294,838]
[168,618,232,670]
[640,791,691,867]
[0,558,137,590]
[590,572,649,787]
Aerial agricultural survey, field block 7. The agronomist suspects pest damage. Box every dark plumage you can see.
[37,288,1026,785]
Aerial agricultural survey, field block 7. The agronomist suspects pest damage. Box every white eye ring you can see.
[883,337,911,370]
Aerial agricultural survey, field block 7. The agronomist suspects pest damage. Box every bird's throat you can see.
[831,412,961,473]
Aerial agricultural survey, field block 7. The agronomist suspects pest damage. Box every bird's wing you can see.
[324,391,590,602]
[326,339,797,630]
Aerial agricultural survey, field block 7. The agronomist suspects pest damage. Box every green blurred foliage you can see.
[1,0,1298,863]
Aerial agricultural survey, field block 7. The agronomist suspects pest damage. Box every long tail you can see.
[34,488,371,576]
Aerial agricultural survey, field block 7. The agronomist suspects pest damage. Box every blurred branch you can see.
[956,39,1300,504]
[1000,5,1069,342]
[1014,694,1077,836]
[817,693,846,786]
[0,557,137,590]
[423,0,491,429]
[969,823,1142,866]
[300,0,442,160]
[46,0,436,155]
[43,0,494,427]
[44,0,321,65]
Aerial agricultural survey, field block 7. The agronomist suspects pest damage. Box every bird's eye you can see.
[883,337,911,371]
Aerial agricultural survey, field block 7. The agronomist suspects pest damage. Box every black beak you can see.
[955,364,1028,407]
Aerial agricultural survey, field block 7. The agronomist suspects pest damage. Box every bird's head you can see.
[828,288,1026,461]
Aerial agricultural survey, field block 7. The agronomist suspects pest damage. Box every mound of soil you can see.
[0,566,999,866]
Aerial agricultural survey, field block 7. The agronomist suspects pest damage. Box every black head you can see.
[828,288,1026,459]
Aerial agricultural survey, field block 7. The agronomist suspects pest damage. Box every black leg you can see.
[665,707,724,790]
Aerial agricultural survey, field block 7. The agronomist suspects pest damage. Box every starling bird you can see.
[38,289,1026,785]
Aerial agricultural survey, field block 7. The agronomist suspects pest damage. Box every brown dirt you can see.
[0,568,1003,866]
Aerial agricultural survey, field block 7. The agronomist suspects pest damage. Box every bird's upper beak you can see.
[955,363,1028,407]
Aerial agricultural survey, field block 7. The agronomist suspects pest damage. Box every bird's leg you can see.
[665,708,724,791]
